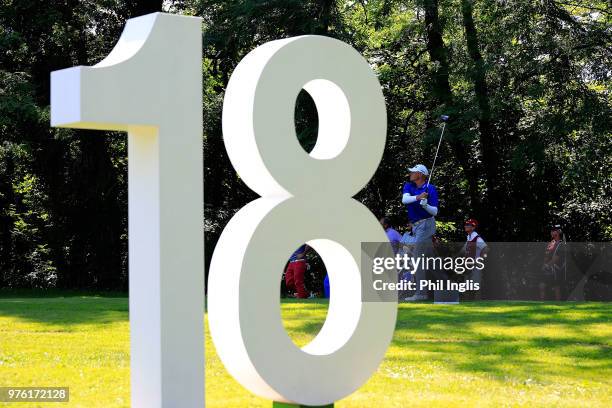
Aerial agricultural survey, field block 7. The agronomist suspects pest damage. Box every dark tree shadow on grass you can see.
[285,300,611,385]
[0,295,128,327]
[388,302,612,385]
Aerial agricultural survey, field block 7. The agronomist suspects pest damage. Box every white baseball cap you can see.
[408,164,429,176]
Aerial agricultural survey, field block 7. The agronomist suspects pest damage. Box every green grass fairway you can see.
[0,296,610,407]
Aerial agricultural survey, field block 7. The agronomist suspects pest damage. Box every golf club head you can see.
[440,115,449,122]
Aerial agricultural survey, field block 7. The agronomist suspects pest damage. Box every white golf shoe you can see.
[404,294,428,302]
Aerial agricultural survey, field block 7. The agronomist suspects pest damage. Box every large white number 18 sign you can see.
[51,12,396,408]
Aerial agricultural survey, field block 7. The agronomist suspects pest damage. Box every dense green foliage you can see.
[0,0,610,288]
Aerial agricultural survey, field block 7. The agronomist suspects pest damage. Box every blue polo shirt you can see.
[402,182,439,223]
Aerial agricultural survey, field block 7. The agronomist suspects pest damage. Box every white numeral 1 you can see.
[51,13,204,408]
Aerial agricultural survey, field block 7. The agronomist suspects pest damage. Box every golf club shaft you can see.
[426,122,446,190]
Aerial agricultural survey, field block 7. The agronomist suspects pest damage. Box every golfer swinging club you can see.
[401,115,446,301]
[402,164,439,301]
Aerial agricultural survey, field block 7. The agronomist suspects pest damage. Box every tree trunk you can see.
[422,0,482,216]
[460,0,501,239]
[0,149,15,283]
[317,0,335,34]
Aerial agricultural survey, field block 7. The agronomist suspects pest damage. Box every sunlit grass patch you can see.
[0,296,610,407]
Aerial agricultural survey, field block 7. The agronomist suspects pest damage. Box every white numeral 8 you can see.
[208,35,397,406]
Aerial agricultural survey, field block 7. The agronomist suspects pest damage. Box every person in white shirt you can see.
[463,219,487,299]
[380,217,402,254]
[464,219,487,257]
[397,223,416,299]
